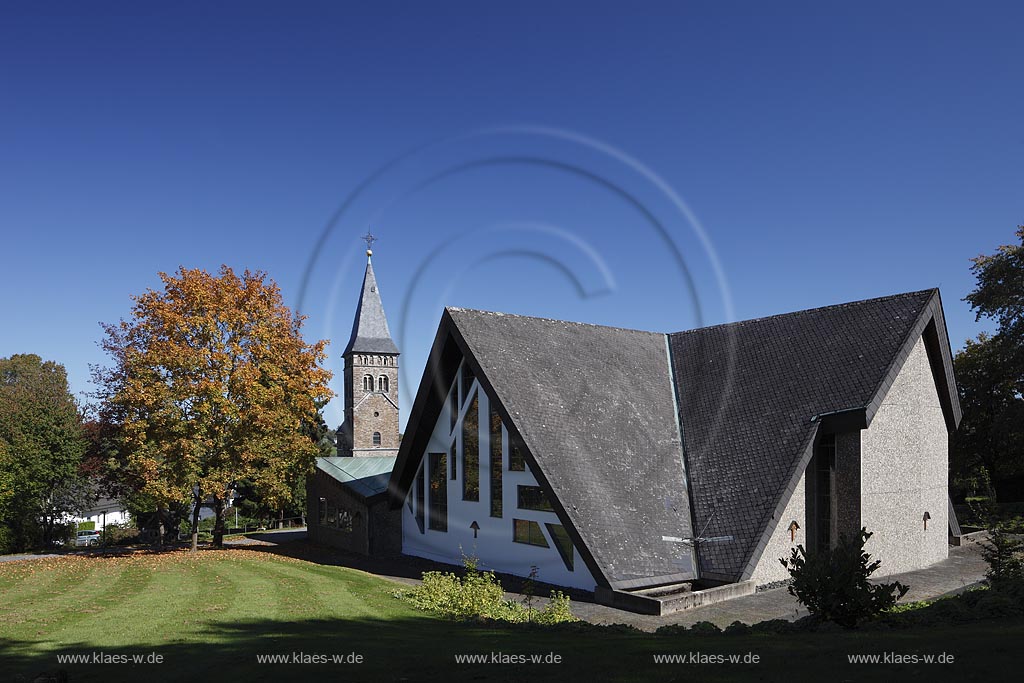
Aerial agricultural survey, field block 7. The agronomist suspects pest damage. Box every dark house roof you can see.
[390,289,960,589]
[343,258,399,356]
[669,288,960,581]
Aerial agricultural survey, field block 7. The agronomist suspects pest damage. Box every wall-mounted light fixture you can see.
[470,521,480,539]
[788,520,800,542]
[923,511,931,531]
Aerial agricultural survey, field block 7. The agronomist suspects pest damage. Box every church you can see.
[306,242,403,556]
[308,241,963,614]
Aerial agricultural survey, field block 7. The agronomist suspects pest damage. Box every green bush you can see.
[979,524,1024,587]
[399,555,577,625]
[101,522,140,546]
[780,528,909,628]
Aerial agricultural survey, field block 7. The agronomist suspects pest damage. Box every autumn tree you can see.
[93,266,332,550]
[0,354,89,552]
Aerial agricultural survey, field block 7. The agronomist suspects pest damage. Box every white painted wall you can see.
[402,363,598,591]
[861,335,948,576]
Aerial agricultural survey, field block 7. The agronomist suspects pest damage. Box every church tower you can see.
[337,234,400,457]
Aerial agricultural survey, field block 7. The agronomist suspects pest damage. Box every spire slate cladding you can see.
[343,258,398,356]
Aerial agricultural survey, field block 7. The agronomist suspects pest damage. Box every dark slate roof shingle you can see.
[447,308,697,588]
[668,288,939,581]
[343,259,399,356]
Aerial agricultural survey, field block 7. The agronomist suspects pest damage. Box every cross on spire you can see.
[362,229,378,254]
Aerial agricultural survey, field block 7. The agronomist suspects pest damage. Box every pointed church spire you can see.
[343,232,399,356]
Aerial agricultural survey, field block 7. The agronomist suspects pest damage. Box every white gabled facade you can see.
[401,360,597,591]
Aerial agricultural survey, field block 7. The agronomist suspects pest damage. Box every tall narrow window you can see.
[509,434,526,471]
[363,375,373,392]
[462,394,479,501]
[428,452,448,532]
[414,463,425,534]
[448,379,458,434]
[318,498,327,525]
[372,432,381,446]
[545,523,574,571]
[450,439,457,480]
[378,375,389,393]
[461,360,475,402]
[814,433,836,552]
[490,404,503,518]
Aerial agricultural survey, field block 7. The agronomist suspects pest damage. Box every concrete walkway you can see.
[569,541,988,631]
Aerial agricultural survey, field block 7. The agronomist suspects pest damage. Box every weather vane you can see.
[362,229,377,254]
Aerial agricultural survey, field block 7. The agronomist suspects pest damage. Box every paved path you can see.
[569,540,988,631]
[0,552,60,563]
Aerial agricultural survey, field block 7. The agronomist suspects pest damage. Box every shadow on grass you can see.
[3,612,1023,683]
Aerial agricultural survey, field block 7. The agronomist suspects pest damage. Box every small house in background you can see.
[74,497,129,531]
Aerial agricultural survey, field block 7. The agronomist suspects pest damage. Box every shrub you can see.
[780,528,909,628]
[689,621,722,635]
[399,555,577,625]
[101,522,140,546]
[979,524,1024,588]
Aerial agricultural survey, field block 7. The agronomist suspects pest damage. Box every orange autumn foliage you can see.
[94,265,333,517]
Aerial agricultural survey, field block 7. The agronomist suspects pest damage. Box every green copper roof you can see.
[316,456,397,498]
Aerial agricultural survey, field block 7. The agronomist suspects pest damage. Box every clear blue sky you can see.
[1,1,1021,429]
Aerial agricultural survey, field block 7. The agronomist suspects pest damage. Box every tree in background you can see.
[93,266,333,550]
[955,226,1024,501]
[0,354,89,551]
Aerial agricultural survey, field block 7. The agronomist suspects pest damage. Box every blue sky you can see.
[1,1,1021,429]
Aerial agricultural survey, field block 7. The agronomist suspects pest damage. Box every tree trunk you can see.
[212,496,226,548]
[278,508,284,529]
[190,491,202,552]
[156,505,166,548]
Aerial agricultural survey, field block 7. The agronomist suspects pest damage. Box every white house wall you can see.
[860,335,948,575]
[401,364,598,592]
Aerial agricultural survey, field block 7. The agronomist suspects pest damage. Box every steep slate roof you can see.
[668,288,960,581]
[343,258,399,356]
[317,456,396,499]
[391,308,697,589]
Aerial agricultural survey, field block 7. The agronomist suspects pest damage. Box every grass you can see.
[0,548,1021,682]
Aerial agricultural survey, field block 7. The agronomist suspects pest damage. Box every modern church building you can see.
[306,241,962,613]
[388,289,961,612]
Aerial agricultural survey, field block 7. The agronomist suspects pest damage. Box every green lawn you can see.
[0,548,1019,682]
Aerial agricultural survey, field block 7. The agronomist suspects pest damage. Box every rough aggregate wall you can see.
[860,335,948,575]
[749,472,805,585]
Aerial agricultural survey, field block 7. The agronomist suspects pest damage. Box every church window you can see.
[450,439,457,480]
[518,485,553,512]
[546,523,574,571]
[461,360,475,404]
[513,519,549,547]
[373,432,381,447]
[509,434,526,472]
[448,378,458,434]
[326,504,337,526]
[363,375,373,392]
[490,404,503,518]
[317,498,327,525]
[462,394,479,501]
[378,375,389,393]
[428,452,447,532]
[338,509,353,533]
[414,463,425,534]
